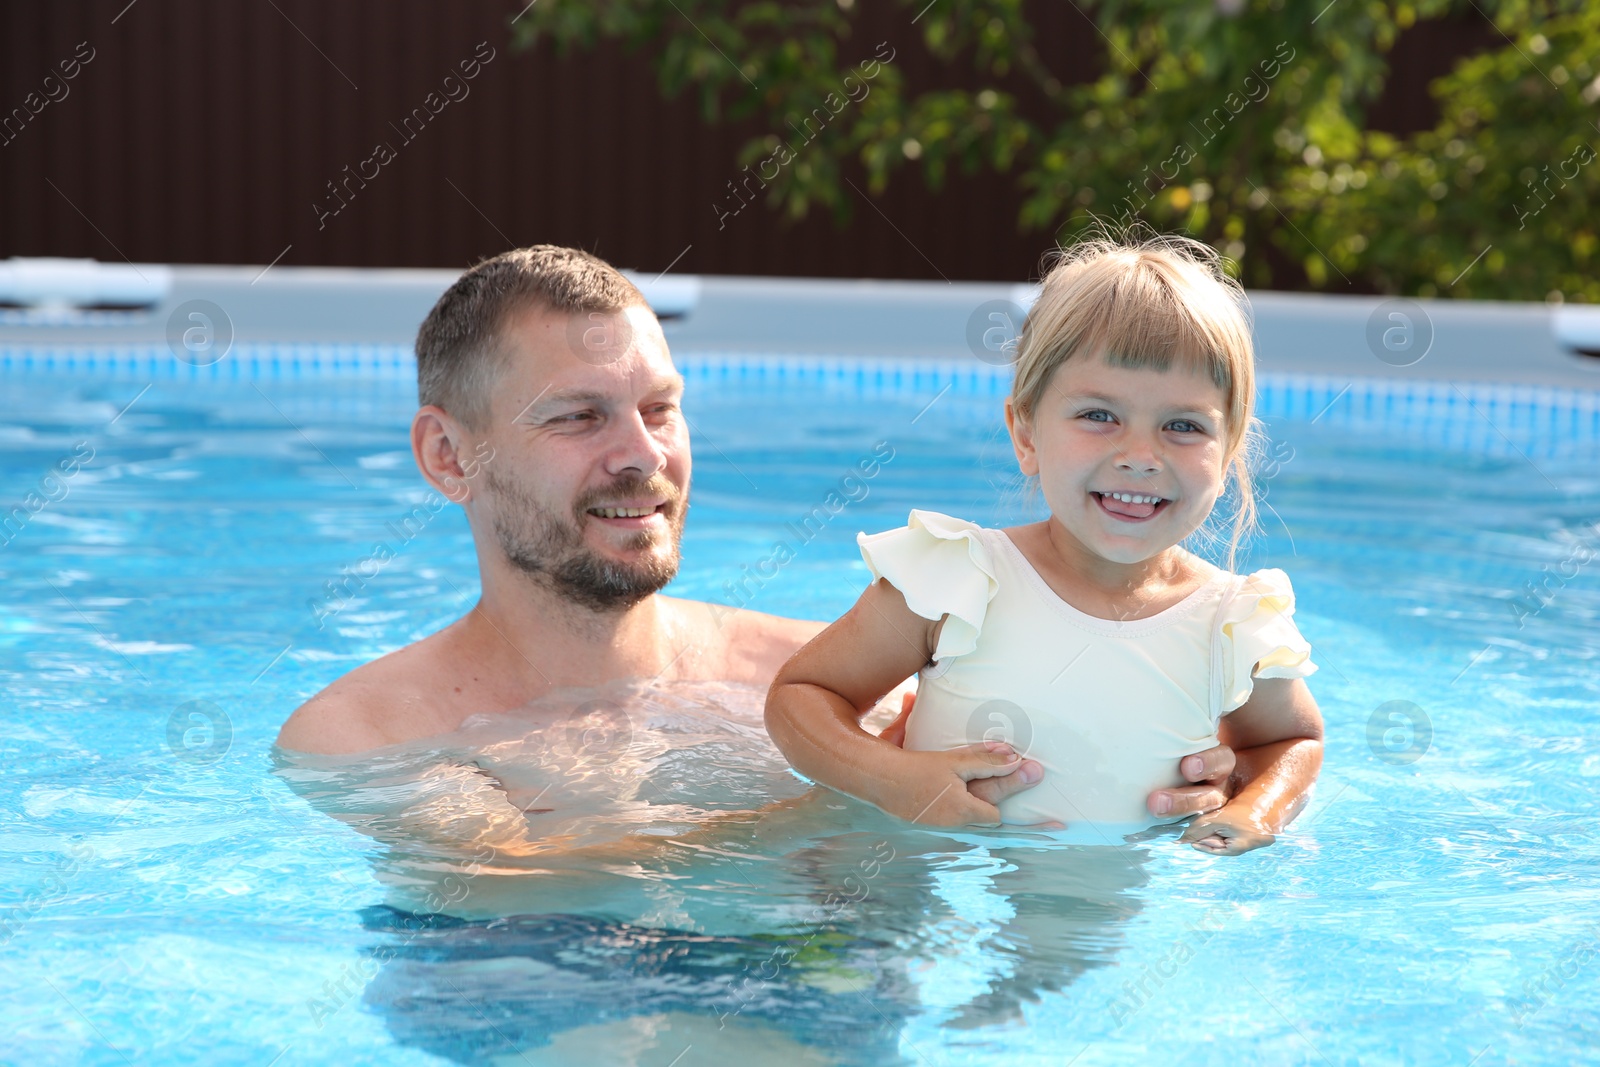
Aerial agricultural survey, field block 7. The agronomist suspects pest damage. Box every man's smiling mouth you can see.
[589,506,659,519]
[585,501,670,525]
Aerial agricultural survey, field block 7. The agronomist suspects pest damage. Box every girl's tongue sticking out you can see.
[1093,490,1165,521]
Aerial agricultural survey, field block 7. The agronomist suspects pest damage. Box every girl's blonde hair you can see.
[1010,228,1260,567]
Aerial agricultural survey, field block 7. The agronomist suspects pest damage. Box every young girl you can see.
[766,233,1324,854]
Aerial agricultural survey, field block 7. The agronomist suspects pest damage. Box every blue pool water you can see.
[3,357,1599,1065]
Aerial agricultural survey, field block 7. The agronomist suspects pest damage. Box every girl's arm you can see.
[1180,676,1324,855]
[766,578,1035,827]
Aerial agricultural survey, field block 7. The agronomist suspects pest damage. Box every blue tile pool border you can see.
[3,343,1597,456]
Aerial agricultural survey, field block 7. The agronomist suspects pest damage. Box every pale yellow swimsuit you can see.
[858,510,1317,844]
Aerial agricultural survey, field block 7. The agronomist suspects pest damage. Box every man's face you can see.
[475,303,691,611]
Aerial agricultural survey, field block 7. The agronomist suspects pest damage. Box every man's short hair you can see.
[415,245,648,427]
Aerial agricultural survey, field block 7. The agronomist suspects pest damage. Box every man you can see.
[277,245,1251,830]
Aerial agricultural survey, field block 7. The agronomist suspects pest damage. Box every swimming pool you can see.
[3,348,1599,1065]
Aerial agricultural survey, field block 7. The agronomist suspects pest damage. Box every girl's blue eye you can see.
[1082,409,1115,422]
[1168,419,1204,434]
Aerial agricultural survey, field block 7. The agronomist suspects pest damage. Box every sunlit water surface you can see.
[2,368,1599,1066]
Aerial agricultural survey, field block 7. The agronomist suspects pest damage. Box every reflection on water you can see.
[273,680,1159,1065]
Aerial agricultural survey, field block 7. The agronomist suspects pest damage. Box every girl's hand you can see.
[1174,680,1326,857]
[876,742,1057,829]
[1178,806,1276,856]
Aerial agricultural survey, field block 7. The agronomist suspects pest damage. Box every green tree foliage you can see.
[514,1,1598,299]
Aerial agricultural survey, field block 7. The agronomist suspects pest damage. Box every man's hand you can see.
[872,742,1042,827]
[1147,745,1237,821]
[882,693,1243,836]
[877,692,917,748]
[879,692,1053,822]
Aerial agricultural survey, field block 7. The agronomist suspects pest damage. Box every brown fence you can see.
[0,1,1492,283]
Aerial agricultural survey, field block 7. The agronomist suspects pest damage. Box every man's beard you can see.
[485,466,686,613]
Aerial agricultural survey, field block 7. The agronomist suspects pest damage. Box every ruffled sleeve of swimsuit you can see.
[857,510,999,663]
[1219,567,1317,713]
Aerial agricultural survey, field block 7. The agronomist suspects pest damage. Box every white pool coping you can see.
[1,261,1597,390]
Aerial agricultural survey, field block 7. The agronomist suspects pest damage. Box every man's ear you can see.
[1004,398,1039,477]
[412,405,479,503]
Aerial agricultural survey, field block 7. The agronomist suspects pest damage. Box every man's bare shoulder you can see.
[664,596,826,684]
[723,605,826,644]
[275,640,448,755]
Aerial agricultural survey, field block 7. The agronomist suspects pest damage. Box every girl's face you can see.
[1007,356,1231,566]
